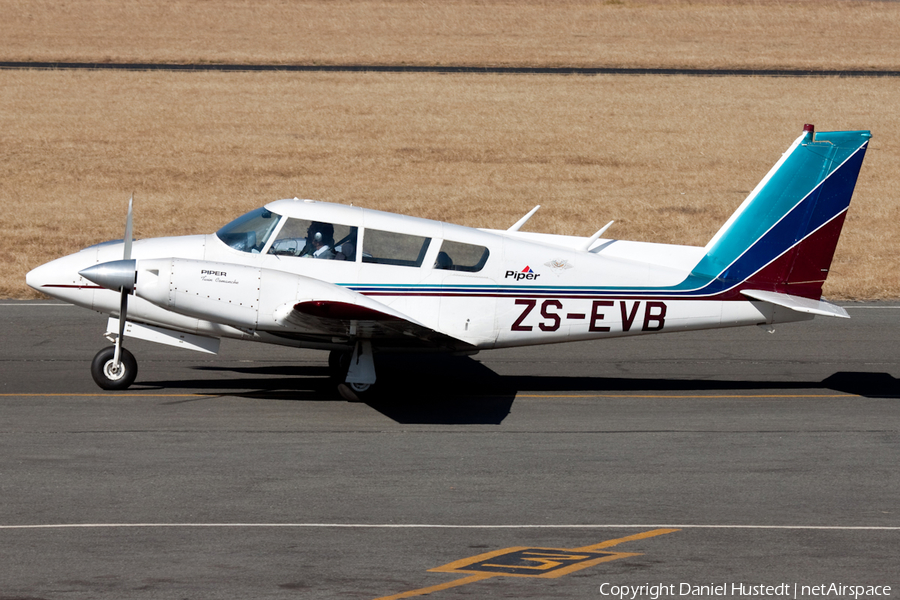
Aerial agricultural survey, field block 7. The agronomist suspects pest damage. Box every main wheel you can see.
[90,346,138,390]
[328,349,352,381]
[337,382,375,403]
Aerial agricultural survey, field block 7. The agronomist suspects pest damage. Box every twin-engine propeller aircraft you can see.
[27,125,870,401]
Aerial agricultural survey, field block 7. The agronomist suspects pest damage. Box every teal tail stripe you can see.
[691,129,871,282]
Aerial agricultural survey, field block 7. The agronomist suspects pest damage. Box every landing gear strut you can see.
[331,341,377,402]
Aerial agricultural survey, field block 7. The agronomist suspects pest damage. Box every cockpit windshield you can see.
[216,207,282,253]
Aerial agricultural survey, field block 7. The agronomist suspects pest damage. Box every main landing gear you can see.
[90,345,138,390]
[330,340,377,402]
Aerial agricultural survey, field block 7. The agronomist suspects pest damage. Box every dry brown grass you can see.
[2,1,899,299]
[2,70,897,299]
[1,0,899,71]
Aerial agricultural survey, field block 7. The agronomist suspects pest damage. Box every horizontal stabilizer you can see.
[741,289,849,318]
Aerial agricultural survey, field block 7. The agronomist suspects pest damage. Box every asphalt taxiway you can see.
[1,302,898,599]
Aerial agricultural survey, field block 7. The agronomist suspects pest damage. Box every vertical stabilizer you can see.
[692,125,871,299]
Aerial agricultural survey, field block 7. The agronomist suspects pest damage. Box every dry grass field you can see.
[2,0,899,71]
[2,1,899,299]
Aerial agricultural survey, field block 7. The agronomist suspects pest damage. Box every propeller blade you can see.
[114,195,134,368]
[113,288,128,367]
[123,194,134,261]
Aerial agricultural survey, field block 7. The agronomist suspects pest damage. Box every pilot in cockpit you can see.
[300,222,336,259]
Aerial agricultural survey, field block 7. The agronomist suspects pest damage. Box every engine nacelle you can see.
[133,257,412,336]
[134,258,301,329]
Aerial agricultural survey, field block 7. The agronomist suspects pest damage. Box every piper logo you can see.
[505,266,540,281]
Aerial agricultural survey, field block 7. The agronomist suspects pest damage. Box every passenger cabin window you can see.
[216,208,281,253]
[268,218,358,261]
[362,229,431,268]
[434,240,490,272]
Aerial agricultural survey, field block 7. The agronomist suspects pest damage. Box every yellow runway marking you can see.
[517,393,856,399]
[1,393,857,399]
[373,574,495,600]
[573,528,680,551]
[0,393,209,397]
[373,528,677,600]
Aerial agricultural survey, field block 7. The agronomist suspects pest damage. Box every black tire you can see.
[337,382,375,403]
[90,346,138,390]
[328,349,352,380]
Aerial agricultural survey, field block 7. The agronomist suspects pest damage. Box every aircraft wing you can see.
[270,295,474,351]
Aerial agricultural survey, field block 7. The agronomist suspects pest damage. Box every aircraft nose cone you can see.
[26,261,55,292]
[79,259,137,293]
[27,252,101,305]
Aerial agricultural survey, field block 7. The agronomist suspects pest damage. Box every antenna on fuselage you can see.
[582,220,615,252]
[508,205,540,232]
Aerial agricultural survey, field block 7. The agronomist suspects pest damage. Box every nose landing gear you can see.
[82,196,139,392]
[90,346,138,390]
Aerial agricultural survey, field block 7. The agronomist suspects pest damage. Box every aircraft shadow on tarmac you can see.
[140,356,517,425]
[134,353,900,425]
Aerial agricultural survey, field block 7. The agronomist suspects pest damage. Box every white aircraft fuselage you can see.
[29,199,802,349]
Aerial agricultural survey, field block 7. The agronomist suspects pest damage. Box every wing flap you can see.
[271,295,473,350]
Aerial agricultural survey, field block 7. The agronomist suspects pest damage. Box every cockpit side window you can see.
[216,208,281,253]
[268,218,358,261]
[434,240,490,272]
[362,229,431,268]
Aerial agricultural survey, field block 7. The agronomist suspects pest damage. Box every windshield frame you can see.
[215,207,283,253]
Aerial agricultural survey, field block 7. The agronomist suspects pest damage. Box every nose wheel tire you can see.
[90,346,138,390]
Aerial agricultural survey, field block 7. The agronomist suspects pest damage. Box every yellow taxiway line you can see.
[0,392,858,399]
[516,393,857,399]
